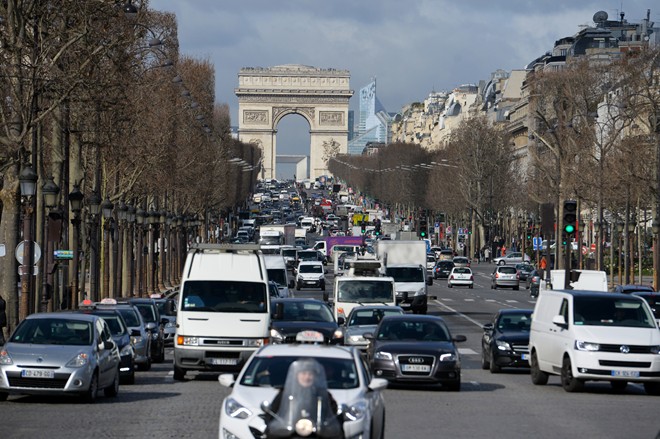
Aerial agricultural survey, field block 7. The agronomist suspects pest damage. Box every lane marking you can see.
[464,299,475,302]
[458,348,478,355]
[505,300,518,303]
[433,299,484,329]
[441,298,454,301]
[485,299,496,302]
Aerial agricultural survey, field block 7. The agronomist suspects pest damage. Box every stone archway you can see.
[236,65,353,180]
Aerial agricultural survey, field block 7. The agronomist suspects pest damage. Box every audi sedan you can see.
[0,312,120,403]
[481,309,533,373]
[364,315,466,391]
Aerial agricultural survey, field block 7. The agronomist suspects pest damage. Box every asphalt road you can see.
[2,262,659,438]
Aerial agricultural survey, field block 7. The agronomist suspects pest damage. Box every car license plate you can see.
[207,358,239,365]
[21,369,54,379]
[401,364,430,372]
[611,370,640,377]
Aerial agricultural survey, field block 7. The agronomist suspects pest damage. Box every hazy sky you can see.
[149,0,658,179]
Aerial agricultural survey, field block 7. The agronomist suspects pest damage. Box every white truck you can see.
[546,269,608,292]
[173,244,270,380]
[259,224,296,246]
[376,240,432,314]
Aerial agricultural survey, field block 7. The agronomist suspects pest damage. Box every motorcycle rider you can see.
[264,358,344,438]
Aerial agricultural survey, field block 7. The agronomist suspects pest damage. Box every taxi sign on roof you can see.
[296,330,324,343]
[100,298,117,305]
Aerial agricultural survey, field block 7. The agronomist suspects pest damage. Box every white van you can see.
[264,255,293,298]
[173,244,270,380]
[528,289,660,394]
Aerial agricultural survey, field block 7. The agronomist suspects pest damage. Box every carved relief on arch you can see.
[272,106,315,125]
[243,110,269,124]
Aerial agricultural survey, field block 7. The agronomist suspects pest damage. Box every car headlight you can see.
[344,401,367,421]
[245,338,266,347]
[332,329,344,339]
[375,351,392,361]
[151,332,160,340]
[650,345,660,355]
[496,340,512,351]
[414,287,426,297]
[270,328,285,343]
[439,352,457,362]
[348,335,365,343]
[575,340,600,351]
[66,352,89,368]
[165,322,176,329]
[225,397,252,419]
[130,336,144,346]
[0,350,13,365]
[177,336,198,346]
[120,344,134,357]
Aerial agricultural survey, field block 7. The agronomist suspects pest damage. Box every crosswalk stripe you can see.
[459,348,478,355]
[485,299,496,302]
[505,300,518,303]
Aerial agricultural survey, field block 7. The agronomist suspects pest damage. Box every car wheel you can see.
[561,356,584,392]
[490,283,495,289]
[83,372,99,403]
[469,284,473,289]
[643,382,660,395]
[320,283,326,291]
[481,350,490,370]
[104,368,120,398]
[0,392,7,401]
[513,286,519,291]
[498,260,505,266]
[610,380,627,393]
[489,352,501,373]
[448,282,452,288]
[530,352,548,385]
[173,365,186,381]
[124,369,135,385]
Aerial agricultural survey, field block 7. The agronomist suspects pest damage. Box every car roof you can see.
[271,298,324,304]
[255,343,355,359]
[27,312,98,323]
[380,314,446,323]
[298,260,322,265]
[497,308,534,315]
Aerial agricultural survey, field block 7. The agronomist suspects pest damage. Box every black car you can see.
[433,261,455,279]
[613,284,655,294]
[526,269,542,297]
[364,315,466,391]
[126,298,166,363]
[270,298,343,344]
[77,307,136,384]
[515,263,535,282]
[481,309,533,373]
[631,291,660,322]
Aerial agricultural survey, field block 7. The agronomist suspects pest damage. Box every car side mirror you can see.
[363,332,374,340]
[145,322,157,332]
[103,340,115,350]
[552,315,568,328]
[483,323,494,332]
[337,316,345,326]
[218,373,236,388]
[160,317,169,325]
[130,329,141,337]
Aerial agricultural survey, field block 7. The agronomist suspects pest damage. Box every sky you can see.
[149,0,658,179]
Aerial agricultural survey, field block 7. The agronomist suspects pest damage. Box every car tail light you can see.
[470,275,474,280]
[449,275,454,280]
[516,273,520,279]
[495,273,500,278]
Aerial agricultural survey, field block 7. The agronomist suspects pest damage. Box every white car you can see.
[493,252,531,266]
[448,267,474,289]
[295,260,326,291]
[218,336,387,439]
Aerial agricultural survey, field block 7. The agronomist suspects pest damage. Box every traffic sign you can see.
[446,226,452,235]
[533,237,542,251]
[0,243,5,257]
[54,250,74,260]
[590,243,596,252]
[15,241,42,265]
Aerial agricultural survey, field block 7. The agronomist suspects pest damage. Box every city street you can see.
[1,262,658,439]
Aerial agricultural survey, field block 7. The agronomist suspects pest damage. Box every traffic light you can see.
[562,200,577,237]
[418,219,428,238]
[374,219,381,236]
[360,220,366,235]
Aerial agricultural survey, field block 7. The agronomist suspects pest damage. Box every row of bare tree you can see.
[0,2,259,327]
[330,47,660,268]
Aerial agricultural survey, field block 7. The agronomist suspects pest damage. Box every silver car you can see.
[344,305,405,351]
[0,312,121,403]
[491,266,520,290]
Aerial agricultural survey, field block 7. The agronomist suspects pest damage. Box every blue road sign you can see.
[533,237,542,251]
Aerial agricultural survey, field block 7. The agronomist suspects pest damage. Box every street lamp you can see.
[617,222,624,286]
[147,208,157,295]
[157,210,167,292]
[69,184,84,308]
[18,163,38,320]
[41,177,60,313]
[126,205,136,297]
[628,221,636,284]
[653,218,660,291]
[115,201,128,297]
[101,196,114,298]
[88,191,101,301]
[135,207,146,297]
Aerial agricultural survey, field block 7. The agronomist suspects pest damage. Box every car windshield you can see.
[134,304,157,323]
[267,269,288,286]
[272,302,334,322]
[348,309,403,327]
[240,356,358,389]
[155,300,176,317]
[453,268,471,274]
[299,264,322,274]
[376,320,450,342]
[573,297,656,328]
[117,308,141,327]
[386,267,425,283]
[181,280,268,313]
[499,267,517,274]
[11,318,93,345]
[437,262,454,269]
[99,315,127,336]
[282,249,297,258]
[337,280,395,303]
[497,313,532,331]
[298,251,318,260]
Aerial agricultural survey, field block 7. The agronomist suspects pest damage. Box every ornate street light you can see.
[69,184,84,308]
[653,218,660,291]
[617,222,624,286]
[101,197,114,298]
[87,191,102,301]
[135,207,146,297]
[115,201,128,297]
[18,163,38,321]
[628,221,637,284]
[40,177,60,313]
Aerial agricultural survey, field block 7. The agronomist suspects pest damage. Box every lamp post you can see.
[126,205,136,297]
[18,163,38,320]
[88,191,101,301]
[157,210,167,292]
[41,176,60,313]
[594,221,601,271]
[69,184,83,308]
[101,196,114,299]
[147,208,157,295]
[653,218,660,291]
[628,221,636,285]
[165,213,173,288]
[115,201,127,297]
[617,222,624,286]
[135,207,145,297]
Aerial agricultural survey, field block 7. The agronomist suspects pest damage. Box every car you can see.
[270,299,343,344]
[77,306,136,384]
[217,333,387,439]
[344,305,405,351]
[0,312,120,402]
[364,314,466,391]
[493,252,531,266]
[433,260,455,279]
[438,249,454,261]
[491,265,520,290]
[295,260,326,291]
[631,291,660,325]
[481,309,533,373]
[448,267,474,289]
[104,303,152,371]
[154,297,177,347]
[126,298,166,363]
[526,269,542,297]
[515,263,535,282]
[453,256,471,267]
[613,284,655,294]
[426,253,437,272]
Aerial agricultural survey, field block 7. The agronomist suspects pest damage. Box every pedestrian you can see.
[474,250,480,264]
[0,294,7,345]
[540,256,547,271]
[484,247,490,263]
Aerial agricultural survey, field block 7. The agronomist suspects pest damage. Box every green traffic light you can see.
[564,224,575,234]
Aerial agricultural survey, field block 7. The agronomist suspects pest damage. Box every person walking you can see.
[484,247,490,263]
[0,294,7,345]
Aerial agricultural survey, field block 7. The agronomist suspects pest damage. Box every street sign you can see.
[533,237,542,251]
[446,226,453,235]
[0,243,5,257]
[54,250,74,260]
[15,241,42,265]
[590,243,596,252]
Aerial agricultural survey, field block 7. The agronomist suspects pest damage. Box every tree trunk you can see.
[0,163,21,331]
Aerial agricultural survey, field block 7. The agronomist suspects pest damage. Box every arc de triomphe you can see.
[235,65,353,180]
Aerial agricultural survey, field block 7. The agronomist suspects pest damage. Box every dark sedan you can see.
[364,315,466,391]
[515,263,535,282]
[481,309,533,373]
[270,299,344,344]
[433,260,455,279]
[526,269,542,297]
[613,284,655,294]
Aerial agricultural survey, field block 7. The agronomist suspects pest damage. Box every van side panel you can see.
[530,291,566,372]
